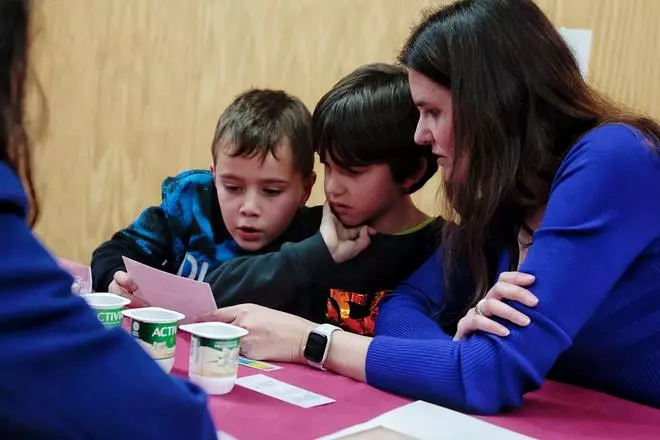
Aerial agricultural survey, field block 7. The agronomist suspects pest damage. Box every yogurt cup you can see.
[122,307,185,373]
[179,322,249,395]
[82,293,131,328]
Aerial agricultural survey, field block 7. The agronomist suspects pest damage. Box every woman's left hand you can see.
[454,271,538,341]
[197,304,316,363]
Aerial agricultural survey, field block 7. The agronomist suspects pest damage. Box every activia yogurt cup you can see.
[81,293,131,328]
[122,307,185,373]
[179,322,249,395]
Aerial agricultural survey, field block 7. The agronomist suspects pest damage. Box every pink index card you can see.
[122,257,217,324]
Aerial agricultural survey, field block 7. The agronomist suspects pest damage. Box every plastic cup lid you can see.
[179,322,248,340]
[81,293,131,309]
[121,307,185,323]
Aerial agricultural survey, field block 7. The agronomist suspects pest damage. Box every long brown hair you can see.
[399,0,660,305]
[0,0,35,225]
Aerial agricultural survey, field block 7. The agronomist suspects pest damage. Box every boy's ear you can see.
[300,171,317,205]
[401,158,428,194]
[210,163,216,184]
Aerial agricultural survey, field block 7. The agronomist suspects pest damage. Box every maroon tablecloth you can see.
[171,333,660,439]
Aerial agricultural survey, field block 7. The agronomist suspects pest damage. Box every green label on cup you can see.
[190,336,240,378]
[200,337,240,350]
[95,307,124,328]
[130,320,178,360]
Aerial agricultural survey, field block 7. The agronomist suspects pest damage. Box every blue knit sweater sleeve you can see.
[375,252,453,341]
[0,165,216,438]
[366,124,660,414]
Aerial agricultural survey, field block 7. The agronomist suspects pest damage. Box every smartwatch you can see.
[303,323,342,370]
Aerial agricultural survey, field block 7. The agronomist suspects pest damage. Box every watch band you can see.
[304,323,342,370]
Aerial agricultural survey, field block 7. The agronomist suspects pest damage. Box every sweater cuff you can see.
[365,336,401,388]
[365,336,456,401]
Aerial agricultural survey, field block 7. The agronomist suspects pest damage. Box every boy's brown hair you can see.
[212,89,314,179]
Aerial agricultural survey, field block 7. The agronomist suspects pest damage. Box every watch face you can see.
[304,331,328,364]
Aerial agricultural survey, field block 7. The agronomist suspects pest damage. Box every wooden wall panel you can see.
[553,0,660,118]
[26,0,660,262]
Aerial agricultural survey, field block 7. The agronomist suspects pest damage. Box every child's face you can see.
[213,143,313,251]
[323,157,403,228]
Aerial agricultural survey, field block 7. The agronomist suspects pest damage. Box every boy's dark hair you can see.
[212,89,314,179]
[313,63,437,194]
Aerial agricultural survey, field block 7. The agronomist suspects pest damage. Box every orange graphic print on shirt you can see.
[326,289,390,336]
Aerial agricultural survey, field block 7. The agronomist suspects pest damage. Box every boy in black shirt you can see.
[305,63,443,334]
[209,64,443,335]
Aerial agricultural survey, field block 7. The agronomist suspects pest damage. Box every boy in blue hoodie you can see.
[92,89,372,313]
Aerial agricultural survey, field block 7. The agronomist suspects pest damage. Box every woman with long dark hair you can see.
[206,0,660,414]
[0,1,216,436]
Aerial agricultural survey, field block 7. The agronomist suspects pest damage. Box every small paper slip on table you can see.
[236,374,335,409]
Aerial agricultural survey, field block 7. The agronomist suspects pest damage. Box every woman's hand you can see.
[198,304,316,363]
[454,271,538,341]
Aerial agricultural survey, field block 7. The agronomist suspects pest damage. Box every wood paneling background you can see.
[26,0,660,262]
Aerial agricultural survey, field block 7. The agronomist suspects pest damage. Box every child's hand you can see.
[453,271,538,341]
[320,203,375,264]
[108,271,150,308]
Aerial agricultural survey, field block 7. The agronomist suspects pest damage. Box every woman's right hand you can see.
[108,270,150,308]
[454,271,538,341]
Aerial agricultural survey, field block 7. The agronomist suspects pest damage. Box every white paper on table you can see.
[122,256,217,324]
[558,27,593,79]
[319,400,534,440]
[236,374,335,409]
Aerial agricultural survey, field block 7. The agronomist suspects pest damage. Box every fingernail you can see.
[523,274,535,282]
[530,296,539,306]
[522,317,531,326]
[502,329,511,336]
